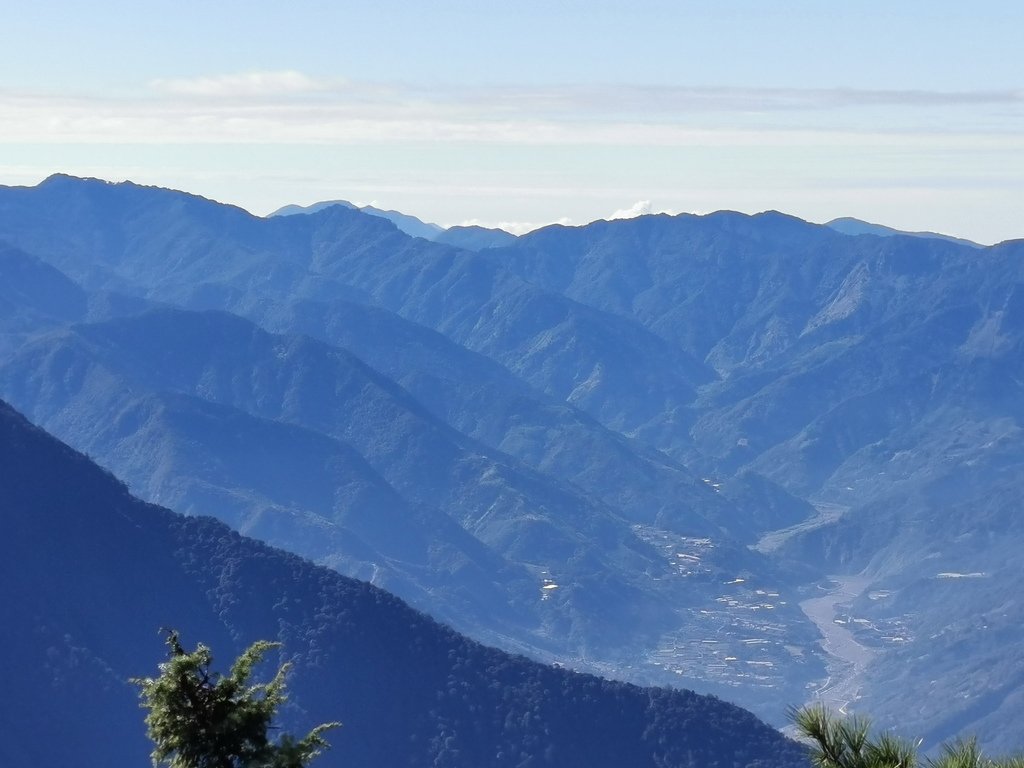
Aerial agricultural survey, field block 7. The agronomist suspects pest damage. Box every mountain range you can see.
[1,173,1021,750]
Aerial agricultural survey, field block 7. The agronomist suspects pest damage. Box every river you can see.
[799,574,875,714]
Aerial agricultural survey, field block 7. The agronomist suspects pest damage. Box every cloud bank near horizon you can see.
[1,69,1020,245]
[2,70,1021,147]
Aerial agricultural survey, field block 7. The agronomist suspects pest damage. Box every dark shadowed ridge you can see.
[0,398,807,768]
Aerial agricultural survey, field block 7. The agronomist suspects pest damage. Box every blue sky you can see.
[1,1,1021,241]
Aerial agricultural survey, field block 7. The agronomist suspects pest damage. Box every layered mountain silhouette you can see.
[0,306,725,656]
[0,398,806,768]
[271,197,446,241]
[1,173,1022,748]
[271,197,516,250]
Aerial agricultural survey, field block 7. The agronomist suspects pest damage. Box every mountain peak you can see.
[268,199,357,216]
[270,199,444,240]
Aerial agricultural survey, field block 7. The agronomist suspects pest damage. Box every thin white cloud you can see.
[1,73,1022,153]
[457,217,573,235]
[609,200,652,219]
[608,200,678,220]
[511,85,1024,115]
[48,71,1024,126]
[4,88,1023,151]
[150,70,337,98]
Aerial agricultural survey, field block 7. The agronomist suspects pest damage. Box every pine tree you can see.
[792,705,1024,768]
[132,631,340,768]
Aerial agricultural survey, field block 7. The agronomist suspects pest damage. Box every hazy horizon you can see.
[2,1,1021,243]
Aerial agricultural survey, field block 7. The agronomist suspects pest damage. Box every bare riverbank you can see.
[753,503,848,555]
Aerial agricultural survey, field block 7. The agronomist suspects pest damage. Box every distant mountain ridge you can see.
[825,216,983,248]
[270,197,446,241]
[271,194,982,251]
[270,198,358,216]
[270,198,516,249]
[436,223,518,250]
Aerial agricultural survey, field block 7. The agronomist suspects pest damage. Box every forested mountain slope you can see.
[0,398,806,768]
